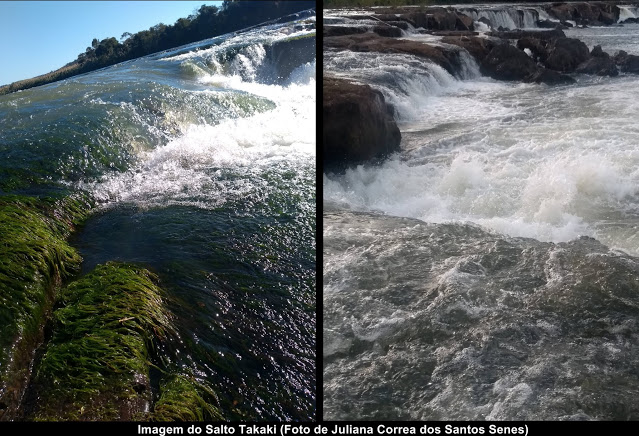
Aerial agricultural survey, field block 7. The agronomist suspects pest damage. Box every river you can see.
[0,10,316,421]
[324,3,639,420]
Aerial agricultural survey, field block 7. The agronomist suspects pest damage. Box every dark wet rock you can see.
[385,20,410,30]
[323,77,401,172]
[478,16,492,28]
[373,25,403,38]
[599,11,616,25]
[323,26,367,38]
[456,14,475,31]
[591,44,606,57]
[488,28,566,41]
[481,43,538,81]
[441,35,497,62]
[575,56,618,76]
[517,37,550,63]
[545,37,591,72]
[266,34,316,82]
[536,19,563,29]
[399,8,471,31]
[614,50,639,74]
[528,68,576,85]
[545,2,620,26]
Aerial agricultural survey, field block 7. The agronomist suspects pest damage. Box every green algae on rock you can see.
[153,374,224,421]
[0,193,93,420]
[29,262,175,421]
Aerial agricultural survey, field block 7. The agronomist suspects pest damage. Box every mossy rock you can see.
[0,193,93,420]
[29,262,175,421]
[153,374,224,421]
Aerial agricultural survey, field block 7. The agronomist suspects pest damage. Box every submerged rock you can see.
[0,194,94,421]
[323,77,401,172]
[27,262,178,421]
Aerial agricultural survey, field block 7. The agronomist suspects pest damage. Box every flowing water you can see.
[324,4,639,421]
[1,10,316,421]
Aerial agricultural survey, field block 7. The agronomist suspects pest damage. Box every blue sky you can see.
[0,1,223,86]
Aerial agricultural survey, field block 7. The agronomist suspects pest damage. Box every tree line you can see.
[1,1,315,94]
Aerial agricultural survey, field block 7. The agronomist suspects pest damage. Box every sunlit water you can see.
[324,7,639,421]
[1,10,316,421]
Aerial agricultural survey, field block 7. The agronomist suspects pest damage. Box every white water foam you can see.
[324,74,639,255]
[86,60,315,207]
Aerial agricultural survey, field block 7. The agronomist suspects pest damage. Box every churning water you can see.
[324,5,639,420]
[1,10,316,420]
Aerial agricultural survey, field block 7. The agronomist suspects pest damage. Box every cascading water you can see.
[324,4,639,421]
[1,10,316,421]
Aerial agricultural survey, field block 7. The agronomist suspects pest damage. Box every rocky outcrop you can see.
[373,25,403,38]
[441,35,575,85]
[615,50,639,73]
[324,26,367,37]
[546,2,620,26]
[323,77,401,172]
[324,33,461,76]
[488,28,566,41]
[545,37,591,72]
[400,8,472,31]
[441,35,497,61]
[575,45,618,76]
[481,43,539,81]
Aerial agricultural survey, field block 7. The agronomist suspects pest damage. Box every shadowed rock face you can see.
[615,50,639,73]
[481,43,539,81]
[546,37,591,73]
[323,77,401,173]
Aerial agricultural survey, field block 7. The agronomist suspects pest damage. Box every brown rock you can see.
[323,77,401,172]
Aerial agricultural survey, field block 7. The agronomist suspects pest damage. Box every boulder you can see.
[544,37,591,72]
[614,50,639,73]
[591,44,607,57]
[481,43,538,81]
[385,20,410,30]
[575,56,618,76]
[517,37,550,63]
[323,77,401,172]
